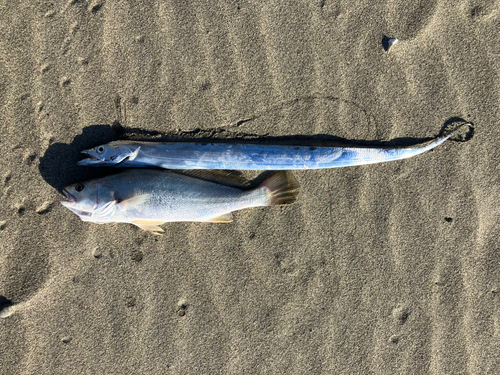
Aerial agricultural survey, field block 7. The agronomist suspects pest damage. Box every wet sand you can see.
[0,1,499,374]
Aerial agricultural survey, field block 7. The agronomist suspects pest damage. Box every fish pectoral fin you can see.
[204,213,233,223]
[131,220,165,235]
[92,200,117,220]
[117,194,150,211]
[128,146,141,161]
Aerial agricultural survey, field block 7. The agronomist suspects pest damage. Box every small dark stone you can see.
[444,217,453,223]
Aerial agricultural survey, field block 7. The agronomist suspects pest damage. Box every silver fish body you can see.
[61,169,299,234]
[78,125,467,170]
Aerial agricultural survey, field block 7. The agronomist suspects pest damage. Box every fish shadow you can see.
[39,118,473,191]
[39,124,122,191]
[120,117,472,146]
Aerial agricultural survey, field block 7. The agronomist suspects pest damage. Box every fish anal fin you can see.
[204,213,233,223]
[131,220,165,235]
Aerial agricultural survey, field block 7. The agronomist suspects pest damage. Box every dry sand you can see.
[0,1,499,374]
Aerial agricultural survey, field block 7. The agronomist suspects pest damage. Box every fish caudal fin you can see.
[260,171,300,205]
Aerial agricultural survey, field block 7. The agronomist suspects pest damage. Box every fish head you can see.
[77,143,136,166]
[60,179,116,221]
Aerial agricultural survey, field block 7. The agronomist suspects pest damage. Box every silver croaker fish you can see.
[78,124,469,170]
[60,169,299,234]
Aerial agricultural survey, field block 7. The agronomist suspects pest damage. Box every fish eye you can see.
[97,146,105,153]
[75,184,85,192]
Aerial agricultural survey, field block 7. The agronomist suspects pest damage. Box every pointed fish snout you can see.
[80,148,97,157]
[77,149,100,165]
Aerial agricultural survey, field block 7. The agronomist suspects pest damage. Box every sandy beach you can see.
[1,1,499,374]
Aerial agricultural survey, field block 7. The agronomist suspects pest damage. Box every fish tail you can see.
[382,122,472,162]
[260,171,300,205]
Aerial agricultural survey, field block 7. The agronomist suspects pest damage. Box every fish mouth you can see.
[77,150,101,165]
[61,189,76,205]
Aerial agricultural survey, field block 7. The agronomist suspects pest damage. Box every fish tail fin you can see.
[260,171,300,205]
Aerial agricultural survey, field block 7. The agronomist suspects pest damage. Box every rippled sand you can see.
[1,1,499,374]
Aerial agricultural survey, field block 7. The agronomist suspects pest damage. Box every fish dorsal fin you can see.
[172,170,251,189]
[131,220,165,235]
[204,213,233,223]
[117,194,150,212]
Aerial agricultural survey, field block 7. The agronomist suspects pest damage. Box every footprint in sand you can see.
[36,202,54,215]
[177,300,188,317]
[392,305,410,325]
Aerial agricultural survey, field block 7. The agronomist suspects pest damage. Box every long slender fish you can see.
[60,169,299,234]
[78,125,467,170]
